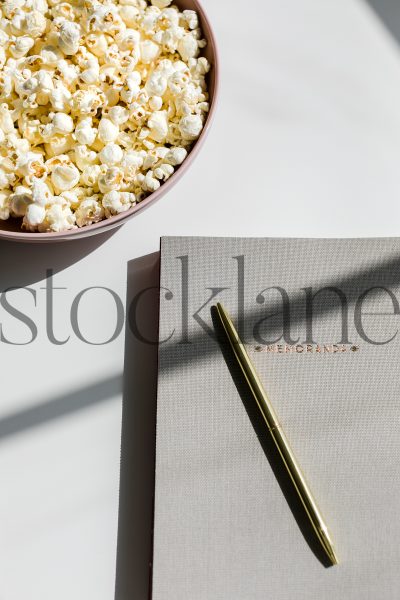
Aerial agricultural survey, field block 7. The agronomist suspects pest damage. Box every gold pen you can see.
[214,302,338,566]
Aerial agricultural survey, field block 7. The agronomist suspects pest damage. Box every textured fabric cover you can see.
[152,237,400,600]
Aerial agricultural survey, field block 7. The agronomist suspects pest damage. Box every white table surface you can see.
[2,0,400,598]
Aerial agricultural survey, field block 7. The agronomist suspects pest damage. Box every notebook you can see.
[152,236,400,599]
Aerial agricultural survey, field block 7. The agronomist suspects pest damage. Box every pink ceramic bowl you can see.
[1,0,219,243]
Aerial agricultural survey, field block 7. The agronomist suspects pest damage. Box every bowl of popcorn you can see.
[0,0,218,242]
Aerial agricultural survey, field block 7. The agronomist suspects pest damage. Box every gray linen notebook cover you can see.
[152,236,400,600]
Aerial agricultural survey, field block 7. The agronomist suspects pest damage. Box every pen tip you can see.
[319,529,339,566]
[328,546,339,566]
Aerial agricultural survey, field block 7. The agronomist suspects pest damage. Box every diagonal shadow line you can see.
[365,0,400,47]
[3,252,399,445]
[0,374,122,441]
[2,253,399,447]
[158,253,400,373]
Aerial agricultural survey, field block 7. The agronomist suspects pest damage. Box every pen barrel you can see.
[231,340,333,557]
[268,425,327,535]
[215,303,337,564]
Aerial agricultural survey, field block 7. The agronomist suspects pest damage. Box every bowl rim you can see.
[0,0,220,243]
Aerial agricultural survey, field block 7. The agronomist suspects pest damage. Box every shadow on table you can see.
[0,227,119,289]
[115,252,160,600]
[366,0,400,46]
[0,374,122,440]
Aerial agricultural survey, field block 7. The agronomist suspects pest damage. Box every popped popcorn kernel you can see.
[75,197,104,227]
[0,0,211,232]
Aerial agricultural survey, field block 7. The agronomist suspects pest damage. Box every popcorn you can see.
[51,113,74,134]
[147,110,168,142]
[40,45,63,67]
[29,0,47,13]
[31,178,53,207]
[74,145,97,171]
[71,89,103,115]
[98,117,119,143]
[138,170,160,193]
[81,164,101,188]
[149,95,163,111]
[142,149,158,170]
[60,190,80,210]
[9,36,35,59]
[0,191,11,221]
[102,190,135,216]
[75,197,104,227]
[38,204,76,232]
[79,66,99,85]
[119,6,139,28]
[164,147,187,166]
[145,72,167,96]
[183,10,199,30]
[55,60,79,86]
[117,28,141,50]
[35,70,54,104]
[120,151,144,172]
[140,40,160,64]
[154,163,174,181]
[99,144,124,165]
[85,33,108,58]
[9,135,29,154]
[24,203,46,229]
[49,82,72,111]
[58,21,81,55]
[44,134,75,157]
[178,34,199,62]
[0,0,210,232]
[10,186,33,217]
[50,2,75,21]
[75,117,97,146]
[98,166,123,193]
[51,163,80,192]
[151,0,172,8]
[107,106,129,126]
[0,168,9,189]
[16,152,45,179]
[23,11,47,38]
[0,105,15,134]
[179,114,203,141]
